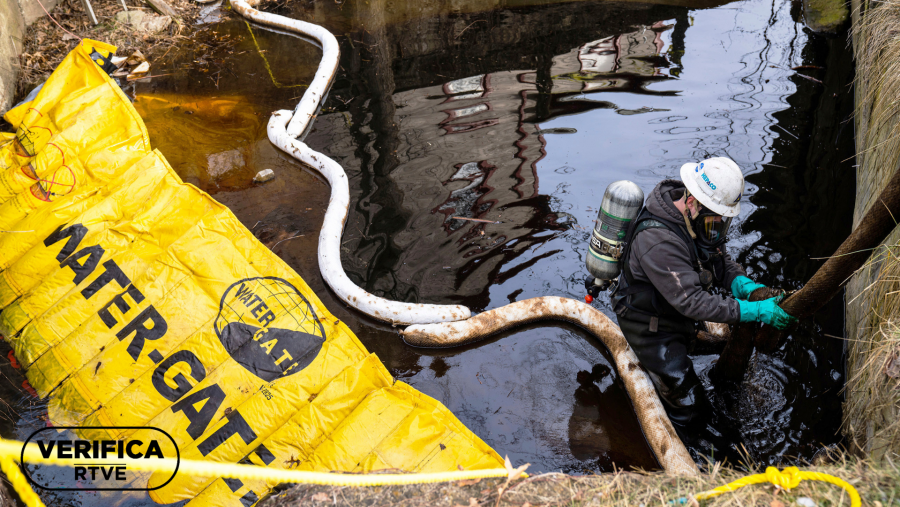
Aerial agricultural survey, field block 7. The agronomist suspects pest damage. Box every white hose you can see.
[403,297,699,475]
[229,0,471,325]
[225,0,695,474]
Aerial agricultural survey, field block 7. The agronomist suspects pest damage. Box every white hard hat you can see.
[679,157,744,217]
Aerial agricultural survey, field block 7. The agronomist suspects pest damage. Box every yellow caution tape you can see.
[695,466,861,507]
[0,437,516,507]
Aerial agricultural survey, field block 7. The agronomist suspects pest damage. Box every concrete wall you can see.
[0,0,61,115]
[0,0,25,115]
[19,0,61,24]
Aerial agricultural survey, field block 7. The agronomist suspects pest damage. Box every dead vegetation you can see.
[844,319,900,457]
[844,0,900,464]
[851,0,900,208]
[844,261,900,461]
[13,0,207,102]
[259,458,900,507]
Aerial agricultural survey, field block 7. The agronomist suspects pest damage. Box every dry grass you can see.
[13,0,206,102]
[844,0,900,464]
[850,0,900,210]
[259,459,900,507]
[844,320,900,457]
[844,275,900,461]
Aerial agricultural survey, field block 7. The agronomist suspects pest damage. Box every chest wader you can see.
[610,209,728,441]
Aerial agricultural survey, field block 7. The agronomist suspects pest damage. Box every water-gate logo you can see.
[21,427,179,491]
[214,277,326,382]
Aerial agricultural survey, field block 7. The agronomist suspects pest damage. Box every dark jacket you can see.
[626,180,744,323]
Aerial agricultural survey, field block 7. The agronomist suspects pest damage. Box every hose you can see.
[228,0,471,325]
[756,166,900,351]
[711,286,782,383]
[403,296,699,476]
[225,0,693,475]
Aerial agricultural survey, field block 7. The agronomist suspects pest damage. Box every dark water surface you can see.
[4,0,856,486]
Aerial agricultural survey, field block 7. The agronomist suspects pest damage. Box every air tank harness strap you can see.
[614,214,691,323]
[694,466,860,507]
[619,212,698,290]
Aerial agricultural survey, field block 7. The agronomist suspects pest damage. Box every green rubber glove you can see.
[731,275,766,300]
[737,295,797,330]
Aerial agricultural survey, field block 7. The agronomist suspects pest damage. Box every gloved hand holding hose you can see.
[738,295,797,330]
[731,275,766,300]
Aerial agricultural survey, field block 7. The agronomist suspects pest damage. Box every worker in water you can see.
[610,157,796,458]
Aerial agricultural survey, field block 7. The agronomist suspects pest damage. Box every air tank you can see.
[586,180,644,283]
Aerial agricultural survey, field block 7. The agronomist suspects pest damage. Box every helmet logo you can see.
[701,172,717,190]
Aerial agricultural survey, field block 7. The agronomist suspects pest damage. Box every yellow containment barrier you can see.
[0,40,504,506]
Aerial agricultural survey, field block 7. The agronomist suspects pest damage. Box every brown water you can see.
[3,0,855,490]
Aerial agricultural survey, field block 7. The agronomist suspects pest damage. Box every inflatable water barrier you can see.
[0,39,504,506]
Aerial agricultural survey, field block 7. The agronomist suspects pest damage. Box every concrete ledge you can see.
[0,0,25,114]
[0,0,62,115]
[19,0,61,24]
[803,0,850,33]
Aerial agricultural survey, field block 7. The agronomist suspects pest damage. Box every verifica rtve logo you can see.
[21,426,180,491]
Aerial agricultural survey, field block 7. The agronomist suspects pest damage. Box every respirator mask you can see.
[693,209,732,248]
[685,189,732,249]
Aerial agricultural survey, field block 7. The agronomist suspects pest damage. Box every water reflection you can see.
[305,0,852,471]
[317,20,687,310]
[568,363,660,470]
[408,325,658,473]
[119,0,853,475]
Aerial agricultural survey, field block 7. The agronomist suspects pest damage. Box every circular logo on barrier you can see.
[214,277,326,382]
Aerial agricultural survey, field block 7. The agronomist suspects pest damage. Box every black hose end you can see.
[583,276,608,298]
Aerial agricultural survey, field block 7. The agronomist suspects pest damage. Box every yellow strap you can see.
[0,439,861,507]
[695,466,860,507]
[0,450,45,507]
[0,438,516,498]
